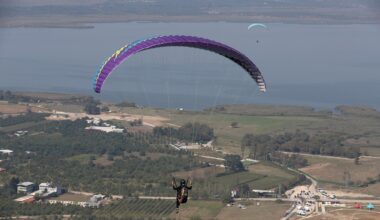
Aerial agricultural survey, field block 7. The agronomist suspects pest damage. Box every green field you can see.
[217,201,291,220]
[171,162,298,201]
[117,105,380,155]
[360,146,380,157]
[65,154,97,165]
[0,121,50,133]
[118,106,330,153]
[94,199,176,219]
[300,154,380,184]
[170,200,224,219]
[192,163,298,196]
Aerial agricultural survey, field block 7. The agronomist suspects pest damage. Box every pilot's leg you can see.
[176,199,180,213]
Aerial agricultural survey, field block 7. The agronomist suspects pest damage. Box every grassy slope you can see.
[120,107,328,152]
[300,154,380,183]
[120,106,380,155]
[217,201,291,220]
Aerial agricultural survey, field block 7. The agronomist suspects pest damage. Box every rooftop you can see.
[18,182,35,187]
[0,149,13,154]
[39,182,52,187]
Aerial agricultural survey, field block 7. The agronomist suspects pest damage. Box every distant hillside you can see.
[0,0,379,27]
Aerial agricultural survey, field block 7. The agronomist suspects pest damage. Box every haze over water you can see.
[0,22,379,110]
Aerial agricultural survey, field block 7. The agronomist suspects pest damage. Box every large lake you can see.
[0,23,379,110]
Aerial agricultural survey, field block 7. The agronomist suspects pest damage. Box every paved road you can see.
[195,154,225,161]
[139,196,177,200]
[281,151,380,160]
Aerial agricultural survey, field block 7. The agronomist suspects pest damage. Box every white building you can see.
[85,125,124,133]
[0,149,13,155]
[86,118,101,125]
[48,200,89,207]
[88,194,106,208]
[14,130,28,137]
[48,194,105,208]
[37,182,62,195]
[39,182,51,192]
[17,182,35,194]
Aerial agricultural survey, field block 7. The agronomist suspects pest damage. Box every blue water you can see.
[0,23,380,110]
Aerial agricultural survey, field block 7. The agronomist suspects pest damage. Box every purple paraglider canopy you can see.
[93,35,267,93]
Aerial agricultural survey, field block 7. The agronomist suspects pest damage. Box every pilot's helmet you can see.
[180,179,186,186]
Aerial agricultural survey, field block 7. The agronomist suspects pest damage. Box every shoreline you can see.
[1,16,380,29]
[7,90,380,113]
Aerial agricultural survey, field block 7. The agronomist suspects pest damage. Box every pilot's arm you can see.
[186,178,192,189]
[172,177,179,190]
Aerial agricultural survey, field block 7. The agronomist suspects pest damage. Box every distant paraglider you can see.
[248,23,268,44]
[93,35,267,93]
[247,23,268,30]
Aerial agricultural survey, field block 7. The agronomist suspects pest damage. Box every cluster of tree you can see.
[241,131,360,160]
[230,122,239,128]
[83,98,101,115]
[101,106,110,112]
[129,119,143,127]
[0,177,19,197]
[4,153,196,196]
[271,152,308,168]
[223,155,245,173]
[153,122,214,144]
[276,174,310,195]
[0,119,198,197]
[0,112,49,127]
[1,119,188,158]
[0,90,40,104]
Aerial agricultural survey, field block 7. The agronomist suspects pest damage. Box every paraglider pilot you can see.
[172,177,192,212]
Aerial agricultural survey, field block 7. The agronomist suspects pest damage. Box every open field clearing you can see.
[171,162,297,200]
[210,104,327,116]
[118,106,328,150]
[209,163,297,191]
[361,146,380,157]
[49,192,91,202]
[217,201,290,220]
[118,106,380,153]
[94,198,175,219]
[43,104,85,113]
[168,200,224,219]
[300,154,380,184]
[248,162,295,180]
[0,121,50,133]
[359,183,380,197]
[4,101,380,153]
[0,103,44,115]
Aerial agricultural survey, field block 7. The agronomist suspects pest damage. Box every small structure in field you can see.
[17,182,36,194]
[367,203,375,210]
[0,149,13,155]
[354,202,362,209]
[85,125,124,133]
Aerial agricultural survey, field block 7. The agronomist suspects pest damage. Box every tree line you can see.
[153,122,214,144]
[0,112,49,127]
[241,131,361,160]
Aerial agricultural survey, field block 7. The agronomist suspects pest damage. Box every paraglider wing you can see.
[94,35,267,93]
[247,23,268,30]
